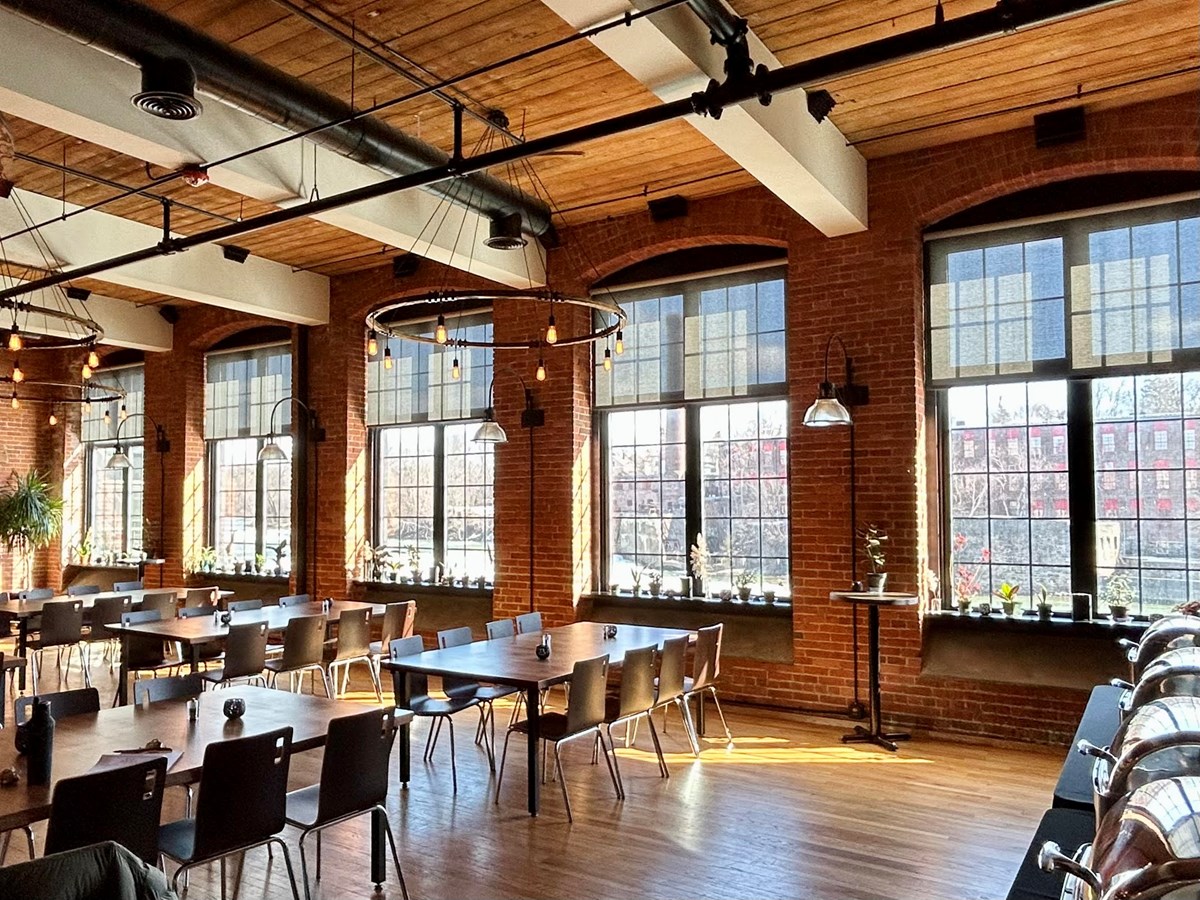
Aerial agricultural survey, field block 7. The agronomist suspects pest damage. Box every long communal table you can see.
[0,685,412,886]
[107,600,384,706]
[380,621,694,816]
[0,589,231,691]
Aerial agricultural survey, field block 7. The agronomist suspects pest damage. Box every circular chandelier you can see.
[362,111,628,383]
[0,375,124,424]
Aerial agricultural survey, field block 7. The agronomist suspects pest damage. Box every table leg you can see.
[391,669,411,786]
[525,686,541,816]
[188,644,200,674]
[17,618,28,691]
[841,604,910,752]
[370,806,385,888]
[117,633,131,706]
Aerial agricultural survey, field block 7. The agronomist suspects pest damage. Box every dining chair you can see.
[681,623,732,746]
[18,588,55,601]
[183,586,219,609]
[284,708,409,899]
[158,726,301,899]
[368,600,415,679]
[278,594,313,608]
[84,594,132,673]
[389,636,483,793]
[228,598,264,612]
[177,605,214,618]
[434,627,500,766]
[27,599,89,688]
[324,607,381,701]
[495,654,621,822]
[202,621,269,688]
[514,611,542,634]
[603,645,669,797]
[66,584,100,597]
[0,651,27,719]
[117,610,183,703]
[133,672,204,705]
[480,619,525,740]
[653,635,699,755]
[45,756,166,864]
[113,580,143,592]
[264,615,332,696]
[138,591,178,621]
[486,618,515,640]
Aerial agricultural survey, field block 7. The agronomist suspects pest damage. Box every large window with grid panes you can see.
[366,316,495,585]
[596,264,789,600]
[929,198,1200,618]
[81,365,145,561]
[204,344,293,575]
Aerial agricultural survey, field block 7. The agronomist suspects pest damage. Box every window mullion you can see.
[433,425,446,569]
[255,440,266,558]
[684,405,702,593]
[1067,379,1098,602]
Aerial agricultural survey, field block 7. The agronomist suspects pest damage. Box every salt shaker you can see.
[186,698,199,721]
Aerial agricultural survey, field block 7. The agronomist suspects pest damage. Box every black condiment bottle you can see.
[24,699,55,786]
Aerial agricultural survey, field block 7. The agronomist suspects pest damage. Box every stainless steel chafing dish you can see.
[1041,775,1200,900]
[1120,647,1200,718]
[1080,696,1200,822]
[1121,616,1200,682]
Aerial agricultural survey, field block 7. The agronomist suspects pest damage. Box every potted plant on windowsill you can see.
[859,524,888,592]
[647,571,663,597]
[1036,586,1054,622]
[994,582,1020,617]
[1102,571,1134,621]
[734,571,755,602]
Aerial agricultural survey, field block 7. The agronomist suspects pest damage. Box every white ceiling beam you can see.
[540,0,868,236]
[0,280,173,352]
[0,189,329,326]
[0,8,544,287]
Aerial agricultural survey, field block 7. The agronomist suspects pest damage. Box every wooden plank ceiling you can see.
[1,0,1195,303]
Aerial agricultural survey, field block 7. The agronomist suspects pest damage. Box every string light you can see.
[367,331,378,356]
[87,349,100,369]
[615,330,624,355]
[48,411,58,426]
[383,345,393,370]
[535,358,547,382]
[434,314,448,345]
[545,312,558,345]
[83,400,91,414]
[603,347,612,371]
[10,391,18,410]
[119,403,129,422]
[11,360,23,383]
[82,362,93,380]
[7,327,20,352]
[450,357,461,380]
[102,409,111,425]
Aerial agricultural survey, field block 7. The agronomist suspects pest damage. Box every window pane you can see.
[376,425,436,571]
[947,381,1069,605]
[212,437,260,567]
[262,437,292,574]
[1095,371,1200,615]
[205,345,291,439]
[88,446,130,557]
[442,423,494,580]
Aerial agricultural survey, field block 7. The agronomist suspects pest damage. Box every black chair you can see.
[368,600,415,679]
[264,616,331,696]
[183,587,218,609]
[45,756,166,864]
[653,634,699,754]
[604,645,669,795]
[325,608,381,701]
[228,598,264,612]
[117,610,182,705]
[681,623,733,746]
[389,636,482,793]
[138,592,179,621]
[15,687,100,724]
[113,580,143,592]
[177,605,214,619]
[18,588,55,601]
[0,651,27,723]
[84,594,132,674]
[201,621,268,688]
[134,673,204,705]
[158,726,301,899]
[278,594,312,608]
[284,709,409,899]
[66,584,100,597]
[28,599,89,688]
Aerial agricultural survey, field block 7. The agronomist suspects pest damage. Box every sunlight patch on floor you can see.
[613,744,934,765]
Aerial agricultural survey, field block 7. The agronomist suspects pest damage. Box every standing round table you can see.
[830,591,918,752]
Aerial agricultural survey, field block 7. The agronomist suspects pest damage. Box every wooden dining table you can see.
[0,685,412,886]
[0,588,232,691]
[380,621,694,816]
[107,599,385,706]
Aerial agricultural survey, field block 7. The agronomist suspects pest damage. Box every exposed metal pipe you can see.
[686,0,748,48]
[0,0,1130,305]
[0,0,552,236]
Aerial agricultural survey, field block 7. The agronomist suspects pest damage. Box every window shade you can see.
[927,199,1200,386]
[366,321,492,426]
[204,344,291,439]
[595,266,786,407]
[82,365,143,443]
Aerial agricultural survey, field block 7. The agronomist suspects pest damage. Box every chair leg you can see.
[708,686,733,741]
[605,724,626,799]
[219,855,227,900]
[320,667,333,699]
[677,696,701,757]
[379,807,410,900]
[316,831,322,882]
[447,715,458,794]
[297,829,315,900]
[494,727,513,804]
[270,837,303,900]
[424,717,441,761]
[647,713,669,778]
[553,743,572,822]
[368,658,383,704]
[23,825,34,861]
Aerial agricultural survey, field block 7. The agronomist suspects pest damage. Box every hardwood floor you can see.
[3,658,1063,900]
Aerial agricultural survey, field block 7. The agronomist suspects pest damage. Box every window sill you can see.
[192,573,291,585]
[928,609,1149,636]
[585,592,792,618]
[353,580,493,597]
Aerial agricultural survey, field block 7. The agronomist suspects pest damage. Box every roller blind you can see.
[82,365,143,443]
[204,344,291,439]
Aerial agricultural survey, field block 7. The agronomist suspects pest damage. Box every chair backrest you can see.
[335,608,372,660]
[379,601,416,647]
[616,645,659,719]
[178,605,214,619]
[123,609,160,626]
[193,726,292,860]
[138,591,178,621]
[437,626,474,649]
[316,709,397,823]
[122,610,167,668]
[228,598,264,612]
[656,635,689,702]
[15,687,101,726]
[39,600,84,646]
[388,636,432,703]
[112,580,143,592]
[89,595,133,641]
[45,756,166,863]
[133,673,205,705]
[486,618,515,640]
[19,587,55,601]
[280,615,326,668]
[566,655,609,734]
[223,622,269,680]
[184,587,218,609]
[66,584,100,596]
[692,623,724,690]
[278,594,312,608]
[515,611,542,635]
